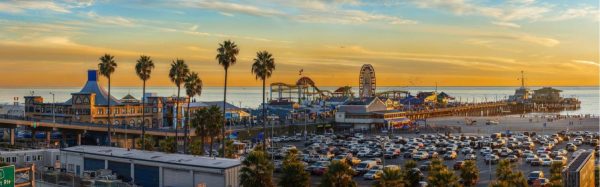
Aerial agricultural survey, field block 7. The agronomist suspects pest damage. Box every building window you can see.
[12,157,16,163]
[56,155,59,161]
[153,107,157,113]
[32,155,37,161]
[68,164,74,172]
[38,155,43,161]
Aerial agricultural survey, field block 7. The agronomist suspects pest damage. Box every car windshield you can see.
[529,172,540,178]
[358,163,368,168]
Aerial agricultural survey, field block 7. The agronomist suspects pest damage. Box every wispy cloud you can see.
[492,21,521,28]
[477,33,559,47]
[86,12,135,27]
[180,1,285,17]
[319,45,519,72]
[549,6,599,21]
[0,1,71,13]
[177,0,416,25]
[572,60,600,67]
[160,26,290,43]
[218,12,234,17]
[295,9,417,25]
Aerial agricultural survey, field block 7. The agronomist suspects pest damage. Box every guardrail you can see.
[0,114,177,133]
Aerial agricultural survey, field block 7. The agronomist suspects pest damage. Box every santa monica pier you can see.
[0,64,589,187]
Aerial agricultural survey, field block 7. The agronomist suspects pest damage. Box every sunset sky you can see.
[0,0,598,87]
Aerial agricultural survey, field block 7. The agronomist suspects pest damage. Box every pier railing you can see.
[0,114,178,133]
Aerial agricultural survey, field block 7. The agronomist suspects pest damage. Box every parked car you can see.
[444,151,457,160]
[355,160,377,175]
[541,158,553,166]
[465,154,477,160]
[506,155,518,162]
[453,161,464,170]
[527,171,544,185]
[485,154,499,164]
[363,169,383,180]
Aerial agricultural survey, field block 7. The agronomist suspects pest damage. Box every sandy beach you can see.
[425,115,600,135]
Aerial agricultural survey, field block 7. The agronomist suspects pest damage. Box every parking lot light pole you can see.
[50,92,55,123]
[488,127,492,181]
[380,139,387,167]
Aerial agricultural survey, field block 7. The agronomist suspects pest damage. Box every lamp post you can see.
[304,110,308,141]
[380,139,387,167]
[49,92,55,124]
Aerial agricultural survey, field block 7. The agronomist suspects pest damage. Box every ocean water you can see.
[1,86,598,115]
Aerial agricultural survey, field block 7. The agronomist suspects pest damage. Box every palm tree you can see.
[240,150,274,187]
[205,106,223,157]
[135,55,154,150]
[251,51,276,151]
[159,137,176,153]
[220,139,236,158]
[191,108,207,155]
[403,160,421,187]
[319,160,356,187]
[460,160,479,187]
[135,134,155,151]
[427,159,459,187]
[98,54,117,146]
[493,160,528,187]
[184,71,202,154]
[168,59,189,152]
[495,159,512,181]
[216,40,239,157]
[373,167,404,187]
[189,140,203,156]
[549,162,563,186]
[279,149,310,187]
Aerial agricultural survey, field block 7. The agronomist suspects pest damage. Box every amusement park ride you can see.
[268,64,412,106]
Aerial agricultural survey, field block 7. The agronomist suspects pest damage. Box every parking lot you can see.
[270,121,599,187]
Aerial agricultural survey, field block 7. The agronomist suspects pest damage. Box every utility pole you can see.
[50,92,55,124]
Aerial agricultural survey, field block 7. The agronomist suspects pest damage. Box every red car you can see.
[453,161,464,170]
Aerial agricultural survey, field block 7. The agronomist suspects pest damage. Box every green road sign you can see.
[0,165,15,187]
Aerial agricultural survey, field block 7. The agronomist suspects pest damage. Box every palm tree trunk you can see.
[184,99,191,154]
[141,80,146,150]
[209,136,214,157]
[175,86,180,152]
[262,79,266,152]
[107,76,112,146]
[200,125,205,155]
[222,69,228,157]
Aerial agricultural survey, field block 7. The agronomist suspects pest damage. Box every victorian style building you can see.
[24,70,188,128]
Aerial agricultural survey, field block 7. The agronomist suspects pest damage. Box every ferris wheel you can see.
[359,64,376,98]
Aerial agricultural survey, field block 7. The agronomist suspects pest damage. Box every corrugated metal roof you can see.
[62,145,241,169]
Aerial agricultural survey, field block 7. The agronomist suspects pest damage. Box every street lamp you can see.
[49,92,55,124]
[380,139,388,167]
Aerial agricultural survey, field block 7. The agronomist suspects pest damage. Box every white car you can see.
[357,151,369,157]
[465,154,477,160]
[541,158,553,166]
[461,147,473,154]
[480,147,492,155]
[526,155,539,163]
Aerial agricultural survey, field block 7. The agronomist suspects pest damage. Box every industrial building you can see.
[0,148,60,168]
[61,145,242,187]
[562,150,596,187]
